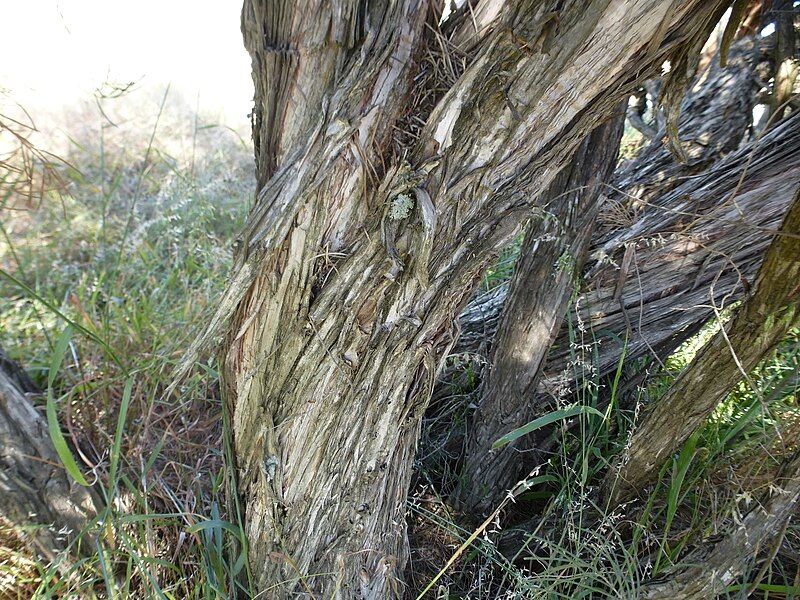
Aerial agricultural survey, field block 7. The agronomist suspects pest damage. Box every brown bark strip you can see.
[457,107,626,514]
[605,181,800,506]
[0,354,95,563]
[636,449,800,599]
[211,1,739,597]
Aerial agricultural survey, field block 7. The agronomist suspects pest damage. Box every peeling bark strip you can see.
[606,183,800,506]
[457,108,626,514]
[0,359,95,563]
[637,449,800,599]
[219,1,739,596]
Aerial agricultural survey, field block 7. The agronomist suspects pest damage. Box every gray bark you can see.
[0,354,95,563]
[456,35,765,356]
[605,178,800,506]
[452,37,771,509]
[190,2,741,597]
[457,108,626,514]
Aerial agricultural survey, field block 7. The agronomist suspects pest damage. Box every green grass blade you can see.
[45,396,89,486]
[45,326,89,487]
[492,405,605,449]
[108,377,133,491]
[186,519,246,545]
[48,326,72,388]
[1,267,122,367]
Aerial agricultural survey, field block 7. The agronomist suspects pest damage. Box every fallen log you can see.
[606,183,800,505]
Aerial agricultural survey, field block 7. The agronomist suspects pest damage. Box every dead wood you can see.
[0,351,95,563]
[605,178,800,505]
[457,107,626,514]
[451,37,769,509]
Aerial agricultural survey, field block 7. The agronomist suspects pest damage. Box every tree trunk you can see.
[636,448,800,599]
[452,38,780,509]
[0,352,95,564]
[605,182,800,506]
[202,2,738,596]
[456,34,764,358]
[766,0,797,122]
[457,108,626,514]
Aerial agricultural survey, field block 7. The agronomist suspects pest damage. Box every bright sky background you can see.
[1,1,253,131]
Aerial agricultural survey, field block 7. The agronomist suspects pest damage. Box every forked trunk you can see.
[206,1,738,596]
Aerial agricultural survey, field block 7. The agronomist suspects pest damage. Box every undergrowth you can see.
[411,248,799,598]
[1,89,253,599]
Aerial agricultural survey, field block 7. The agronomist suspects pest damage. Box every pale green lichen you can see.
[389,193,414,220]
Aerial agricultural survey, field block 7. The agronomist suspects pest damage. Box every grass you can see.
[1,87,253,598]
[2,93,799,599]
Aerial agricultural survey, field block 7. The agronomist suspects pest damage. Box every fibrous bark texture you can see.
[197,1,741,597]
[457,109,626,514]
[0,355,95,563]
[636,448,800,599]
[606,179,800,505]
[456,114,800,507]
[453,37,773,508]
[456,34,764,356]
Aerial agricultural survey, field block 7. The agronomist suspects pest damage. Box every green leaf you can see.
[48,326,72,388]
[46,393,89,486]
[186,519,246,545]
[492,405,605,449]
[45,326,89,487]
[108,378,133,490]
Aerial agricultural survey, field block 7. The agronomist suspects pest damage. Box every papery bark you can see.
[452,37,769,508]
